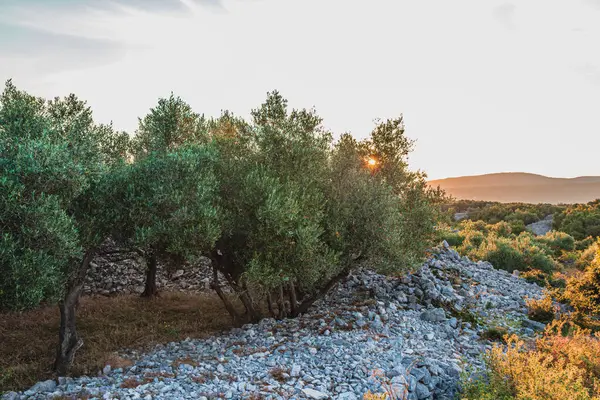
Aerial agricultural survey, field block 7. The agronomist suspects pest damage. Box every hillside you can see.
[429,172,600,204]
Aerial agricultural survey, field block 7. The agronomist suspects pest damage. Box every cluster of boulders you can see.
[5,242,545,400]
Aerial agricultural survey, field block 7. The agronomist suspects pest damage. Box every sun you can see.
[367,157,377,167]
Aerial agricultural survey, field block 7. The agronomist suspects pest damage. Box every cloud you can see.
[493,3,516,29]
[575,64,600,86]
[0,0,226,79]
[583,0,600,10]
[109,0,225,13]
[0,23,126,73]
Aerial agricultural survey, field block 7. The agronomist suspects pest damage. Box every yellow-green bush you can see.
[526,293,556,323]
[437,225,466,247]
[521,269,566,288]
[563,241,600,318]
[577,241,600,270]
[554,201,600,241]
[491,221,513,238]
[462,323,600,400]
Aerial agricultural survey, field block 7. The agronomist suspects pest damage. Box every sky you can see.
[0,0,599,180]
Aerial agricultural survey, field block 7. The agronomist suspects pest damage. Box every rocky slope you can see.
[4,243,544,400]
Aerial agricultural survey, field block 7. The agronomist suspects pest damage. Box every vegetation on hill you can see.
[0,81,443,374]
[437,220,576,276]
[462,243,600,400]
[446,198,600,400]
[553,200,600,240]
[444,200,564,227]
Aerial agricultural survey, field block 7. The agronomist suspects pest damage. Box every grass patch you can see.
[0,292,234,392]
[450,307,481,327]
[481,326,508,342]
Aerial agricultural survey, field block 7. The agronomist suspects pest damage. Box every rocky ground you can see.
[4,243,544,400]
[526,214,554,236]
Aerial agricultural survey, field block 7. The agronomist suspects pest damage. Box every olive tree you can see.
[203,92,333,323]
[0,83,85,310]
[357,117,445,266]
[208,93,441,323]
[104,144,221,297]
[107,94,220,297]
[0,80,129,373]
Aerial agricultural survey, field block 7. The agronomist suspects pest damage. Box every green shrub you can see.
[528,250,557,273]
[575,236,595,251]
[461,219,490,234]
[475,236,527,272]
[537,231,576,256]
[456,228,557,274]
[463,230,486,249]
[490,221,512,237]
[506,209,540,225]
[509,219,526,235]
[554,201,600,240]
[438,227,465,247]
[517,235,557,273]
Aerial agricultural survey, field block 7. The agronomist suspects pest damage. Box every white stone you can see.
[302,388,329,399]
[290,364,302,377]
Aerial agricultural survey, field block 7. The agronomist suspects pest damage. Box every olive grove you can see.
[0,82,443,374]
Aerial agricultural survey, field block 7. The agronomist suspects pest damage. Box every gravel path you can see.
[4,243,544,400]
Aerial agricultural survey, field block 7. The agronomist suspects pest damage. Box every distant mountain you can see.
[428,172,600,204]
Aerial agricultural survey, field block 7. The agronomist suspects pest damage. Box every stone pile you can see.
[5,242,545,400]
[83,247,214,296]
[525,214,554,236]
[332,241,544,337]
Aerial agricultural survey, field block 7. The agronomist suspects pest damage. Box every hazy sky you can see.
[1,0,599,179]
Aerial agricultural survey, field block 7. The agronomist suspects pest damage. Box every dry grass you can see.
[269,366,289,383]
[0,292,234,392]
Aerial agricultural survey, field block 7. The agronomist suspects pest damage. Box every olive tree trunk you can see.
[54,249,95,375]
[141,253,159,297]
[210,265,242,326]
[291,268,350,317]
